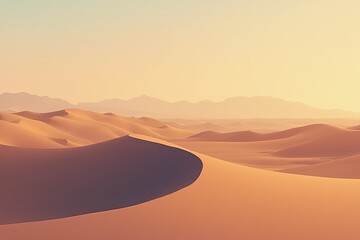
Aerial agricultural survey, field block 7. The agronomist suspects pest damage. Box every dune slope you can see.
[275,130,360,158]
[0,136,202,225]
[282,154,360,178]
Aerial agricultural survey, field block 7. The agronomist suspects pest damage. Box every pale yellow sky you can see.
[1,1,360,111]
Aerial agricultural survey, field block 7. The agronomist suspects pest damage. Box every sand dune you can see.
[0,136,202,224]
[179,124,360,175]
[0,118,66,148]
[0,109,194,148]
[167,121,231,132]
[188,124,343,142]
[275,129,360,158]
[283,154,360,178]
[16,110,69,120]
[169,118,360,133]
[349,125,360,130]
[2,135,360,239]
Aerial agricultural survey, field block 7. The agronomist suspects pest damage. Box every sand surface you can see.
[1,110,360,239]
[0,109,194,148]
[1,135,360,239]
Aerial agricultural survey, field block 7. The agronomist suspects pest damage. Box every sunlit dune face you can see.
[0,109,194,148]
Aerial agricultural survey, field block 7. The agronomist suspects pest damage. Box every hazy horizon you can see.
[2,1,360,111]
[2,91,359,113]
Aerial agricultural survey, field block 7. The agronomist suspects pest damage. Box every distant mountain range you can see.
[0,92,73,112]
[0,92,358,118]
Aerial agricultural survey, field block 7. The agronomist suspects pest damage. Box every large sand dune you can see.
[0,136,202,224]
[1,135,360,239]
[2,109,360,238]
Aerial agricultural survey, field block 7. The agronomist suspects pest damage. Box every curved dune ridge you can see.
[2,136,360,239]
[0,136,203,225]
[0,109,194,148]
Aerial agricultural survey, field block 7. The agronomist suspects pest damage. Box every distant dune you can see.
[178,123,360,179]
[168,118,360,133]
[188,124,344,142]
[0,109,194,148]
[0,136,202,224]
[349,125,360,130]
[282,154,360,178]
[167,121,230,132]
[274,129,360,158]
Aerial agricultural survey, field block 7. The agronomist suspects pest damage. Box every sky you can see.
[1,0,360,111]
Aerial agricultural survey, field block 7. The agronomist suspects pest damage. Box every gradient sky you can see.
[1,1,360,111]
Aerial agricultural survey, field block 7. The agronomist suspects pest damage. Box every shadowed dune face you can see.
[15,110,69,120]
[0,136,203,225]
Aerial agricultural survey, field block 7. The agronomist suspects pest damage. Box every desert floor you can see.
[1,109,360,239]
